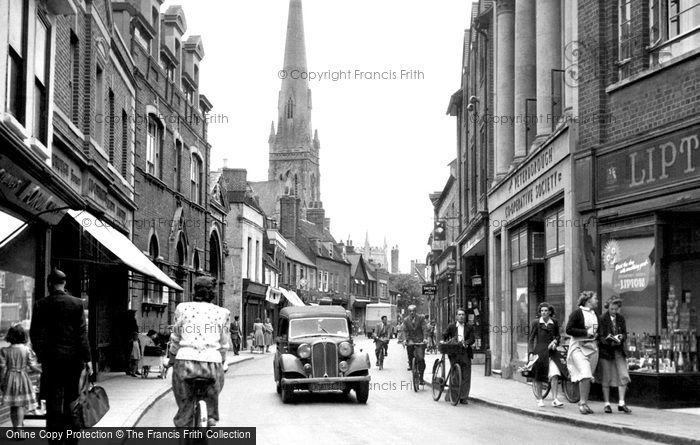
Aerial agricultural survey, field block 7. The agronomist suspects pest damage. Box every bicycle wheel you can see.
[431,358,445,401]
[378,348,384,370]
[194,400,207,427]
[412,358,420,392]
[531,380,551,399]
[562,379,580,403]
[448,364,462,406]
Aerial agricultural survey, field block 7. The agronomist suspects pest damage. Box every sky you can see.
[162,0,472,273]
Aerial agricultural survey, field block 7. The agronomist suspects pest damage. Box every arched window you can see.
[146,114,163,178]
[148,234,159,259]
[176,238,186,267]
[193,251,200,271]
[209,233,220,279]
[286,97,294,119]
[191,153,202,205]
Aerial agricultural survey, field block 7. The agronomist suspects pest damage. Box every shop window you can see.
[663,224,700,373]
[600,226,658,371]
[512,268,529,362]
[0,212,35,345]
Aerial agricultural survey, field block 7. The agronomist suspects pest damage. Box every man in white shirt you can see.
[442,308,476,404]
[168,276,231,427]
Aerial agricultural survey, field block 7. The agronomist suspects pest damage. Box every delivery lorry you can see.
[365,303,398,337]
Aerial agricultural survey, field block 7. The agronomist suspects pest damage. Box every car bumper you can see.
[281,376,371,387]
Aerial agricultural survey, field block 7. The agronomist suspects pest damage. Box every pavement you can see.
[422,352,700,445]
[1,350,257,428]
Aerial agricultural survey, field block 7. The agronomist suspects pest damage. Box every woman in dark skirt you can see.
[528,302,566,408]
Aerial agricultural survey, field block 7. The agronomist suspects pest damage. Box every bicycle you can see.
[374,338,388,370]
[431,342,466,406]
[188,377,214,427]
[407,342,426,392]
[529,344,580,403]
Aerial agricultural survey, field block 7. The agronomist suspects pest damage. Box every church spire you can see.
[276,0,312,144]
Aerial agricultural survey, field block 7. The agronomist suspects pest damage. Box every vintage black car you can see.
[273,306,371,403]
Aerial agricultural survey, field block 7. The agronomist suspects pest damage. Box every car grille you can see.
[311,342,338,378]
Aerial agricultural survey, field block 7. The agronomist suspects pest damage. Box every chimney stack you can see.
[280,195,299,240]
[221,168,247,202]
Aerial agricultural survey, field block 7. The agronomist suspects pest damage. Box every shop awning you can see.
[67,210,183,291]
[266,287,282,305]
[280,288,305,307]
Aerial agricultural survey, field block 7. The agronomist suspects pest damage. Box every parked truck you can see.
[365,303,398,338]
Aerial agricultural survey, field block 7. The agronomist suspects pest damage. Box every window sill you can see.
[26,137,50,161]
[607,43,700,94]
[1,113,29,141]
[144,172,168,189]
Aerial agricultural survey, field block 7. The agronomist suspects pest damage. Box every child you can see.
[128,332,142,377]
[0,325,42,430]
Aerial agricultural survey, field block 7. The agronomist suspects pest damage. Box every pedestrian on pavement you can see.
[0,324,42,432]
[30,268,92,445]
[401,305,429,381]
[566,290,600,415]
[128,332,142,377]
[599,297,632,414]
[253,318,265,354]
[230,315,242,355]
[168,276,230,427]
[442,308,475,404]
[373,316,391,366]
[263,318,274,353]
[528,302,566,408]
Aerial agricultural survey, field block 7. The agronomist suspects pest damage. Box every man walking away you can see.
[30,269,92,445]
[231,315,242,355]
[443,308,475,404]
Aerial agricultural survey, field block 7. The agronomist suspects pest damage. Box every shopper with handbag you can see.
[30,269,92,445]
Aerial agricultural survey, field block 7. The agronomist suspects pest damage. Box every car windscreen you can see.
[289,318,349,338]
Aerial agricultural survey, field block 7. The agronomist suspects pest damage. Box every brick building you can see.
[112,2,224,331]
[575,0,700,407]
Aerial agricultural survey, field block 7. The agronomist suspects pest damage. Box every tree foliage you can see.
[388,274,426,314]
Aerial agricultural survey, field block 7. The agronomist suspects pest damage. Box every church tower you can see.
[268,0,322,218]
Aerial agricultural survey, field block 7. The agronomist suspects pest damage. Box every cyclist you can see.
[443,308,475,404]
[426,317,437,353]
[373,316,391,367]
[168,276,231,427]
[401,305,429,382]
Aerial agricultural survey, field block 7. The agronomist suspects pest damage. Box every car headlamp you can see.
[297,343,311,359]
[338,341,353,358]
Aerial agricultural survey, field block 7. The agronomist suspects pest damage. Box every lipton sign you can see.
[598,124,700,201]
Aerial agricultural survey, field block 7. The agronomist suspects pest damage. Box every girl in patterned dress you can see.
[0,325,42,429]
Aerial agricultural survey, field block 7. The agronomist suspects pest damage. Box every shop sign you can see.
[602,239,653,293]
[503,168,564,222]
[51,153,81,193]
[597,124,700,201]
[463,227,485,256]
[422,284,437,296]
[0,155,66,222]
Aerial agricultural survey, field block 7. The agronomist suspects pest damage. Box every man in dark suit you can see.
[373,316,391,365]
[401,305,429,380]
[443,308,475,404]
[30,269,92,445]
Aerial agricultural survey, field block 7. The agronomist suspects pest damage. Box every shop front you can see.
[587,121,700,407]
[458,223,488,354]
[433,246,457,336]
[488,127,579,378]
[242,279,268,347]
[0,151,82,346]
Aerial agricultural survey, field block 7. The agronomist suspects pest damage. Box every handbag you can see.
[70,367,110,428]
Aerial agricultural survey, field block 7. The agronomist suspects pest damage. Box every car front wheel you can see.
[281,385,294,404]
[355,382,369,404]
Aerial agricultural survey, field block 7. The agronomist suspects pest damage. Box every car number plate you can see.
[310,382,344,391]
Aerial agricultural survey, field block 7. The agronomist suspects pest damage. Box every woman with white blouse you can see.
[566,291,600,415]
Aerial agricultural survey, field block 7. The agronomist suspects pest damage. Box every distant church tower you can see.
[268,0,322,218]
